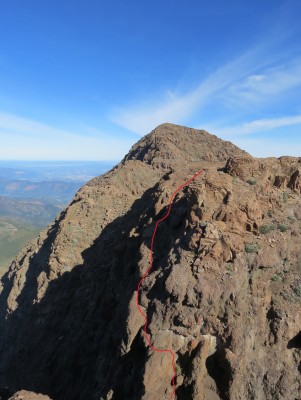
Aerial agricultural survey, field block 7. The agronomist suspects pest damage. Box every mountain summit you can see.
[123,123,249,168]
[0,124,301,400]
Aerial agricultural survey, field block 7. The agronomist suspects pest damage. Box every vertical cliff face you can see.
[0,124,301,400]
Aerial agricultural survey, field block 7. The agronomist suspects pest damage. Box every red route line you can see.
[135,169,203,399]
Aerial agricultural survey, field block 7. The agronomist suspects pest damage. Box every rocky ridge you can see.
[0,123,300,400]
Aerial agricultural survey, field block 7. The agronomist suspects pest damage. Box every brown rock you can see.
[9,391,52,400]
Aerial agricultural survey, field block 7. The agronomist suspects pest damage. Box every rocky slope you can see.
[0,123,300,400]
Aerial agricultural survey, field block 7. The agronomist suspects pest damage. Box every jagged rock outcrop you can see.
[9,391,52,400]
[0,124,301,400]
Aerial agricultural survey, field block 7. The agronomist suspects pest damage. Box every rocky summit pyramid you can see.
[0,123,301,400]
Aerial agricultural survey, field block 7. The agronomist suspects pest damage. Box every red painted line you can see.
[135,169,203,399]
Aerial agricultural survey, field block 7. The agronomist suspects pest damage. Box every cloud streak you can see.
[205,115,301,138]
[110,45,271,135]
[110,34,301,136]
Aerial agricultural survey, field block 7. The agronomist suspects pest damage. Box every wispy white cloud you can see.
[205,115,301,137]
[110,45,276,135]
[225,58,301,106]
[110,36,301,136]
[0,112,133,160]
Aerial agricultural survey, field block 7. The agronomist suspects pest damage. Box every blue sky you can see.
[1,0,301,160]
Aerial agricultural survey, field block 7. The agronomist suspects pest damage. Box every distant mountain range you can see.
[0,178,83,202]
[0,161,115,201]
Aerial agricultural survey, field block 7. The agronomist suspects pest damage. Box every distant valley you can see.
[0,216,40,274]
[0,178,83,203]
[0,161,115,275]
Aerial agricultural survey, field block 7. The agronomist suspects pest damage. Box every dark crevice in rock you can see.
[246,223,252,232]
[287,331,301,349]
[205,348,231,400]
[176,383,194,400]
[223,191,231,205]
[175,349,196,399]
[110,331,147,400]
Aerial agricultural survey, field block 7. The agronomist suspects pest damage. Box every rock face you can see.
[0,123,301,400]
[8,391,52,400]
